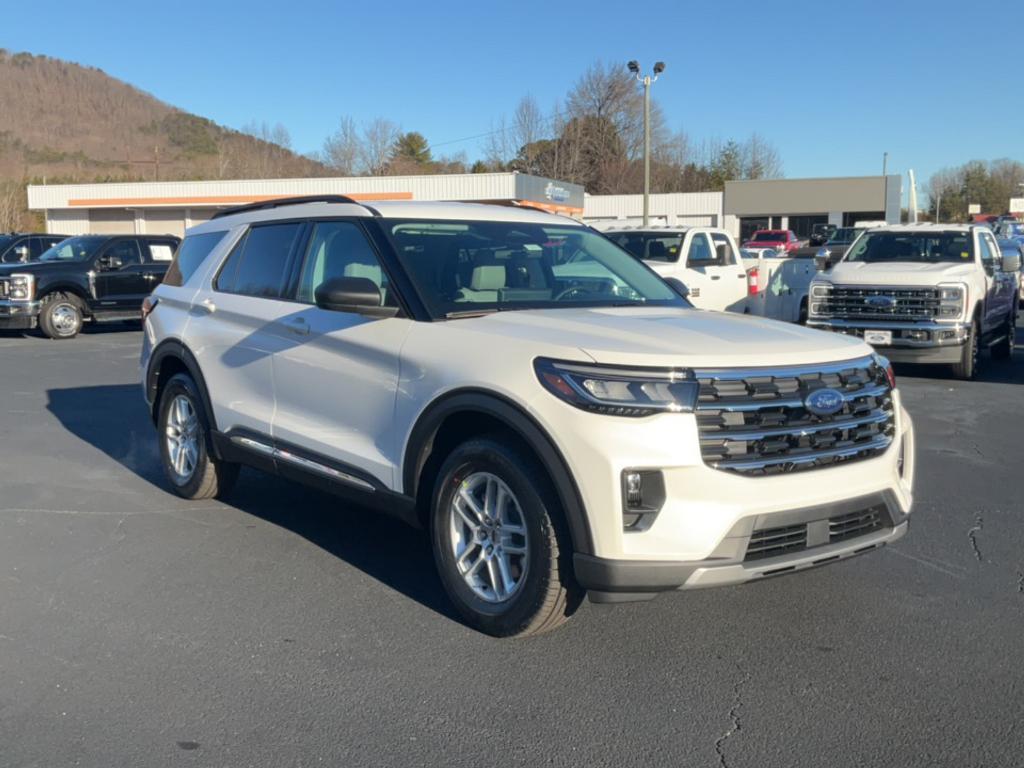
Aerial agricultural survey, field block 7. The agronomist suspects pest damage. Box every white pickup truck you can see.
[604,226,749,312]
[807,224,1020,379]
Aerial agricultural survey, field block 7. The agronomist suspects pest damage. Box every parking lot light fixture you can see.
[627,60,665,228]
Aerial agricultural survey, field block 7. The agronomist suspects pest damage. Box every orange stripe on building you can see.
[67,192,414,207]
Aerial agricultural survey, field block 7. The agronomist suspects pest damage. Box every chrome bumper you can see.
[0,299,41,328]
[807,318,970,348]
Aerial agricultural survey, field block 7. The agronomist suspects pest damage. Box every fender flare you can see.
[402,389,594,555]
[145,339,218,434]
[37,281,91,305]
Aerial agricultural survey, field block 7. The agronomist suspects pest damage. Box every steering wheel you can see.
[554,285,592,302]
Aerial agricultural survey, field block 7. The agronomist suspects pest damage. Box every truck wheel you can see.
[798,298,808,325]
[38,292,84,339]
[992,314,1016,360]
[430,437,582,637]
[158,373,238,500]
[952,319,980,380]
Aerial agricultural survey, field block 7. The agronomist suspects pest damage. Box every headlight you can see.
[534,358,699,417]
[810,282,832,298]
[7,274,35,302]
[937,283,966,318]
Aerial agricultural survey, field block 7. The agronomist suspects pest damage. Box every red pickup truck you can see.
[742,229,801,253]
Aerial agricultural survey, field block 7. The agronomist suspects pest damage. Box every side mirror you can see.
[664,276,690,300]
[1002,252,1021,273]
[314,276,398,317]
[97,254,122,270]
[814,249,832,272]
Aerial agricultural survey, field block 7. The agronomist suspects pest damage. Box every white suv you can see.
[141,197,916,637]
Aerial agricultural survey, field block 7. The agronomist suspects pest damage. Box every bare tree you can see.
[742,133,783,179]
[0,180,24,231]
[321,116,360,175]
[360,118,400,176]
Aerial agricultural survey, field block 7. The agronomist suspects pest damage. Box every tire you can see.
[430,437,582,637]
[952,317,981,380]
[992,313,1015,360]
[157,373,238,500]
[38,292,84,339]
[798,298,808,325]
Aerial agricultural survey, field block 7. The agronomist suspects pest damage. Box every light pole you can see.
[882,152,888,176]
[628,60,665,227]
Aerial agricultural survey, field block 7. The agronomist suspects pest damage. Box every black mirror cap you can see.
[314,276,398,317]
[664,276,690,299]
[814,250,831,272]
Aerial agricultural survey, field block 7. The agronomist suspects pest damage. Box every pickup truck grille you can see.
[819,286,940,321]
[0,279,8,299]
[695,356,895,475]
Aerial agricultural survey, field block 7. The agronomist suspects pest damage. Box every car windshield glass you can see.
[612,232,684,262]
[844,231,973,264]
[826,228,860,244]
[39,236,106,262]
[752,231,782,242]
[384,219,683,318]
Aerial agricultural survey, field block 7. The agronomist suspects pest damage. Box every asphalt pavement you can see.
[1,327,1022,767]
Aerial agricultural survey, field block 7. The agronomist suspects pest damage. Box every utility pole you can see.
[628,60,665,227]
[882,152,888,176]
[935,191,941,223]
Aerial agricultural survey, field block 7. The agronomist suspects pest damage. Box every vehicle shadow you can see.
[44,384,457,622]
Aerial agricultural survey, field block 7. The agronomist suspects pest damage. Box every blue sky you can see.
[2,0,1018,188]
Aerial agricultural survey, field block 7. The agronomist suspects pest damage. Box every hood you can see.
[0,259,74,274]
[454,306,870,368]
[828,260,975,286]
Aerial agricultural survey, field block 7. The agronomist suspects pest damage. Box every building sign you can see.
[515,175,584,214]
[544,182,571,203]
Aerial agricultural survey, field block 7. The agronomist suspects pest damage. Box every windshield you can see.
[383,220,683,318]
[751,231,784,242]
[39,236,106,262]
[844,231,973,264]
[610,232,684,262]
[826,228,861,245]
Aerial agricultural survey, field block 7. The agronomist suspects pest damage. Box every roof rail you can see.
[211,195,367,220]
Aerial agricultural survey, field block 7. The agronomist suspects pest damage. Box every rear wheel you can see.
[992,313,1015,360]
[952,318,980,380]
[38,292,84,339]
[430,437,582,637]
[158,373,238,500]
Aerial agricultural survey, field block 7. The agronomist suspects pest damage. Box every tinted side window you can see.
[215,223,302,298]
[295,221,394,306]
[686,234,715,266]
[105,239,143,266]
[1,239,26,263]
[977,233,994,264]
[164,231,228,287]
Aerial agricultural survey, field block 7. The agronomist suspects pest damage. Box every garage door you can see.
[144,209,186,238]
[89,209,136,234]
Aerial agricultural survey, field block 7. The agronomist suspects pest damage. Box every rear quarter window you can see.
[163,231,229,287]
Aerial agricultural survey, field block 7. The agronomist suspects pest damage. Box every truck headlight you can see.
[534,358,699,417]
[7,274,35,302]
[809,282,831,317]
[937,283,966,319]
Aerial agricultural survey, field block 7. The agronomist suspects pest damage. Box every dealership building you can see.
[28,173,900,241]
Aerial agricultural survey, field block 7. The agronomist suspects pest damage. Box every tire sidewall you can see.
[158,374,212,496]
[431,439,558,634]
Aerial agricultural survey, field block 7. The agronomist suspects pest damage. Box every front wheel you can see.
[38,292,84,339]
[158,373,238,500]
[430,437,582,637]
[952,318,980,380]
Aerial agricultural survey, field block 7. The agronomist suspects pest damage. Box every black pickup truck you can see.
[0,233,180,339]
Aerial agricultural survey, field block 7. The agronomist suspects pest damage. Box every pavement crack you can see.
[714,663,750,768]
[1016,570,1023,595]
[967,514,984,563]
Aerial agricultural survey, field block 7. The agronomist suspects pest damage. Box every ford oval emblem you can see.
[865,295,897,308]
[805,387,844,416]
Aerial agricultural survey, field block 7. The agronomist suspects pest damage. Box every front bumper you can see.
[576,491,908,602]
[807,318,969,364]
[0,299,40,330]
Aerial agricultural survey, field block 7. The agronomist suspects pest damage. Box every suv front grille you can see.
[745,523,808,561]
[820,286,940,321]
[0,279,8,299]
[829,508,884,543]
[743,502,892,562]
[696,356,895,475]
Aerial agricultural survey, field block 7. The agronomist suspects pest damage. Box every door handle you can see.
[737,273,745,278]
[285,317,310,335]
[195,299,216,315]
[710,275,721,280]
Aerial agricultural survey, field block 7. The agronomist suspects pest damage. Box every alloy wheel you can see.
[165,395,200,482]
